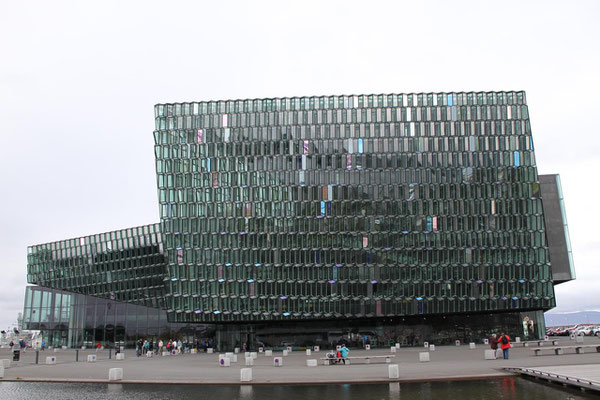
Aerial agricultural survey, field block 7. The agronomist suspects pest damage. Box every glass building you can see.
[25,92,574,349]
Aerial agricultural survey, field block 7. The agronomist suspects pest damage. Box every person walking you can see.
[489,334,500,359]
[41,340,46,351]
[158,340,164,354]
[95,342,102,353]
[499,333,511,359]
[339,343,350,364]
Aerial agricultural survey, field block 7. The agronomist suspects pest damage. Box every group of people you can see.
[327,343,350,364]
[8,339,28,352]
[135,338,216,357]
[489,333,511,359]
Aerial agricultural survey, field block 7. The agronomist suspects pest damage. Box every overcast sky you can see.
[1,0,598,330]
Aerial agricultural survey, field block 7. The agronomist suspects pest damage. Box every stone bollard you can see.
[234,348,240,354]
[207,348,214,354]
[286,346,292,352]
[265,350,273,356]
[81,346,86,350]
[46,356,57,365]
[116,353,125,360]
[388,364,400,379]
[365,344,371,350]
[283,350,289,357]
[108,368,123,381]
[484,350,496,360]
[54,348,60,353]
[162,351,169,357]
[469,343,476,349]
[0,365,4,379]
[429,345,435,351]
[225,352,234,359]
[483,339,489,345]
[250,352,258,359]
[273,357,283,367]
[455,340,460,346]
[87,354,97,363]
[306,359,317,367]
[258,347,264,353]
[245,357,254,366]
[232,354,238,363]
[240,368,252,382]
[1,359,10,368]
[570,334,575,340]
[515,337,521,343]
[306,349,311,356]
[390,346,397,353]
[424,342,429,348]
[545,335,549,341]
[313,346,320,352]
[62,346,67,350]
[245,352,250,358]
[419,352,430,362]
[219,357,231,367]
[395,343,400,349]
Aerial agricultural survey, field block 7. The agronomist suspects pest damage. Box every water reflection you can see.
[0,378,594,400]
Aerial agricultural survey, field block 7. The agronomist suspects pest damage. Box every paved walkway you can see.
[1,337,599,385]
[505,364,600,394]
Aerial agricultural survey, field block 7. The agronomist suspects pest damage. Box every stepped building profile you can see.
[24,92,575,349]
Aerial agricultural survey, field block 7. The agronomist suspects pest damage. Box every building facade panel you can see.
[154,92,555,323]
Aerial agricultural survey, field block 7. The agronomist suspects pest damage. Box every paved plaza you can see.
[1,337,599,385]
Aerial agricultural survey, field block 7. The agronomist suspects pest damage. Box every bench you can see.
[532,345,600,356]
[520,340,559,347]
[320,355,395,365]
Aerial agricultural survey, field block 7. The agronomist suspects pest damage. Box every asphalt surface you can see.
[1,336,599,385]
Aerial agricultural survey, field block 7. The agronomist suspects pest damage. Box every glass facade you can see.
[153,92,555,323]
[27,224,166,309]
[22,286,213,348]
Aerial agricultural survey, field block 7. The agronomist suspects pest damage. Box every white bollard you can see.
[219,357,231,367]
[245,352,250,358]
[455,340,461,346]
[306,349,311,356]
[570,334,575,340]
[419,352,430,362]
[81,346,86,350]
[287,346,292,352]
[232,354,238,362]
[484,350,496,360]
[265,350,273,356]
[62,346,67,350]
[469,343,476,349]
[87,354,97,363]
[234,348,240,354]
[245,357,254,366]
[46,356,57,365]
[240,368,252,382]
[307,359,317,367]
[365,344,371,350]
[1,359,10,368]
[313,346,320,352]
[515,337,521,343]
[388,364,400,379]
[207,348,214,354]
[395,343,400,349]
[390,346,397,353]
[258,347,264,353]
[484,338,489,345]
[146,352,153,358]
[545,335,549,341]
[424,342,429,348]
[429,345,435,351]
[273,357,283,367]
[0,366,4,378]
[162,351,169,357]
[108,368,123,381]
[116,353,125,360]
[53,348,60,353]
[283,350,289,357]
[225,352,234,359]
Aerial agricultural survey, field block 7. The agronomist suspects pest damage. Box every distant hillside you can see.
[545,311,600,326]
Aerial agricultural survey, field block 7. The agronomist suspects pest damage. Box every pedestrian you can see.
[41,340,46,351]
[339,343,350,364]
[499,333,511,359]
[489,334,500,358]
[158,339,163,354]
[9,341,14,350]
[96,342,102,353]
[136,339,143,357]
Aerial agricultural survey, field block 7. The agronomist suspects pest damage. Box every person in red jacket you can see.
[499,333,511,359]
